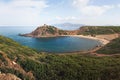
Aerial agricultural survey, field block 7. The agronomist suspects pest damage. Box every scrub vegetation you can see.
[0,35,120,80]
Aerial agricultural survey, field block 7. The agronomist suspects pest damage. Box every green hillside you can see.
[97,37,120,54]
[79,26,120,35]
[0,35,120,80]
[0,35,38,59]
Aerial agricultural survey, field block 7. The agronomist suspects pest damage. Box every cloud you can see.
[73,0,114,16]
[117,4,120,8]
[80,5,114,16]
[0,0,48,25]
[73,0,89,7]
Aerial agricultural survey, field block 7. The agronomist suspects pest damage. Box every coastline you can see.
[58,34,119,56]
[21,33,119,46]
[20,33,119,54]
[61,34,119,46]
[65,35,109,45]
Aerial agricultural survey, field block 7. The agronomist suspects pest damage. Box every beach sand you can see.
[64,34,119,46]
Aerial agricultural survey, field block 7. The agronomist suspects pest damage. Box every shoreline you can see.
[58,34,119,56]
[21,33,119,54]
[21,33,119,46]
[59,34,119,54]
[20,33,118,46]
[61,33,119,46]
[59,35,109,46]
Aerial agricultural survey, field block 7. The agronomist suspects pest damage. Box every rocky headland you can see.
[20,24,79,37]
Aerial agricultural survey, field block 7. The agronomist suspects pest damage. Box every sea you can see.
[0,26,101,53]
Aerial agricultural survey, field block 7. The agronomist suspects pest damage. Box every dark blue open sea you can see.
[0,26,101,53]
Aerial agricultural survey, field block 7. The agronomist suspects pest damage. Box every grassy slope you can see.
[0,35,120,80]
[97,37,120,54]
[79,26,120,35]
[0,35,39,79]
[20,54,120,80]
[0,35,38,60]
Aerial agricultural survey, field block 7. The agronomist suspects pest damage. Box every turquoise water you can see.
[0,26,101,53]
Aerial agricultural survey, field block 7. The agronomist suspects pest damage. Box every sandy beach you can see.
[64,33,119,46]
[69,35,109,45]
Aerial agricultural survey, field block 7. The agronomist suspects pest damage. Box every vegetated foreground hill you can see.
[97,37,120,54]
[0,35,120,80]
[20,25,120,37]
[0,35,37,80]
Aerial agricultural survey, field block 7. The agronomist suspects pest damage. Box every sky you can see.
[0,0,120,26]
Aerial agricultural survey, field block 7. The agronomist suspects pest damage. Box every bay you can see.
[0,26,101,53]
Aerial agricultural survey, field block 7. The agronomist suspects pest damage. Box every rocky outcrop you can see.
[0,73,21,80]
[0,51,35,80]
[20,24,79,37]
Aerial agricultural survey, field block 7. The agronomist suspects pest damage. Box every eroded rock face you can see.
[20,24,79,37]
[0,73,21,80]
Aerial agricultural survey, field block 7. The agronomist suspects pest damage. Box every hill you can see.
[20,25,120,38]
[0,35,120,80]
[0,35,37,80]
[20,24,78,37]
[97,37,120,54]
[78,26,120,35]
